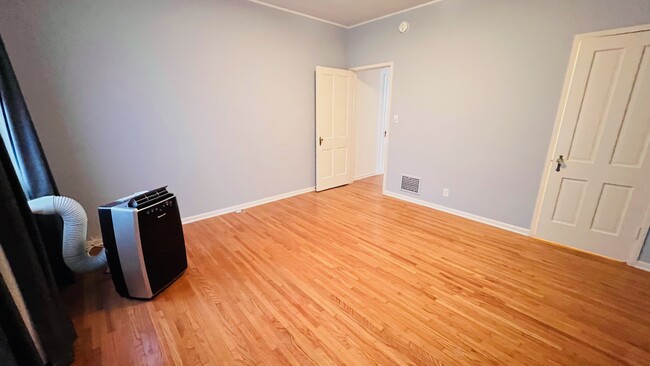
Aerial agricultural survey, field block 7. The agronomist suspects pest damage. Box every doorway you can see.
[351,63,393,194]
[353,67,390,183]
[315,62,393,193]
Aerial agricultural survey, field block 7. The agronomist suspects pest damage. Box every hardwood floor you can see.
[63,176,650,365]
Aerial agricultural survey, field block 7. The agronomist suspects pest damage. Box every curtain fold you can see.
[0,33,76,364]
[0,38,57,199]
[0,272,43,366]
[0,34,74,287]
[0,127,76,365]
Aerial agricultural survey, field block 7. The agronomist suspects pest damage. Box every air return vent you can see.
[400,175,421,195]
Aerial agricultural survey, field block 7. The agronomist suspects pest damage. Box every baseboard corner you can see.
[631,260,650,272]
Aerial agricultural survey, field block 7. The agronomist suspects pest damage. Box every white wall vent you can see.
[400,175,421,195]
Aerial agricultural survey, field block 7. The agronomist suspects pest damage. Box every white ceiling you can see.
[249,0,437,28]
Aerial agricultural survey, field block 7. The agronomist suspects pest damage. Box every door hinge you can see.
[384,130,387,138]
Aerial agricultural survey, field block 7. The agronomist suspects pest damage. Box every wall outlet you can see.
[443,188,449,197]
[393,115,399,124]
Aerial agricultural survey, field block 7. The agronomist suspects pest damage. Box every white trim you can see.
[247,2,649,32]
[244,0,347,29]
[378,68,391,174]
[182,186,315,224]
[245,0,448,30]
[354,172,381,180]
[348,0,445,29]
[575,23,650,39]
[350,62,393,72]
[384,191,530,236]
[631,261,650,272]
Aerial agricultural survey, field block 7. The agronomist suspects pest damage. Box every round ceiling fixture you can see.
[399,21,410,33]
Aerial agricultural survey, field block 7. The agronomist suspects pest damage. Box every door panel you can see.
[333,147,348,175]
[590,183,633,235]
[316,66,356,191]
[567,48,624,163]
[536,31,650,261]
[551,178,588,226]
[610,46,650,168]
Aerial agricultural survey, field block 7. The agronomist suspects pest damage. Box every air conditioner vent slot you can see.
[400,175,420,195]
[128,186,172,209]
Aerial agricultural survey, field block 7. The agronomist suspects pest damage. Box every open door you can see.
[534,30,650,261]
[316,66,356,191]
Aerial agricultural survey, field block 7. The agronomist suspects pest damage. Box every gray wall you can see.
[2,0,650,238]
[347,0,650,229]
[0,0,346,236]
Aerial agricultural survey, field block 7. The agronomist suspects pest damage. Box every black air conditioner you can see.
[98,187,187,300]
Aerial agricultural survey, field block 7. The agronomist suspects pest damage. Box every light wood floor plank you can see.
[64,176,650,365]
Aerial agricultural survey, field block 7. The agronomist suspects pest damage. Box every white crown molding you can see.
[244,0,445,30]
[245,0,348,28]
[348,0,445,29]
[182,186,315,225]
[383,190,531,236]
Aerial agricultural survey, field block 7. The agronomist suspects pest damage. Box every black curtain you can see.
[0,272,45,366]
[0,123,76,364]
[0,34,74,287]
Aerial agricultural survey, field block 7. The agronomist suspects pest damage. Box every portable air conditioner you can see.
[98,187,187,300]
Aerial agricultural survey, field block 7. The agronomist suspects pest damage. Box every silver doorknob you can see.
[555,155,564,172]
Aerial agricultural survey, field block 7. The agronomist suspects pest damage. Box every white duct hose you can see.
[28,196,107,273]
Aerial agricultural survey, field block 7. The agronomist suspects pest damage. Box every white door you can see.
[535,31,650,261]
[316,66,356,191]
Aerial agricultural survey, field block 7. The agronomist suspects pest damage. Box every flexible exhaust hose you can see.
[28,196,107,273]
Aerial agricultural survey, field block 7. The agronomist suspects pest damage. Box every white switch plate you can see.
[443,188,449,197]
[393,115,399,124]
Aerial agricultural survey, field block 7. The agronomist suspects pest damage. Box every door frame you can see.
[349,62,394,195]
[530,23,650,264]
[378,69,391,174]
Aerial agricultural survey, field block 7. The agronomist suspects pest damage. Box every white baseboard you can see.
[182,186,315,224]
[383,191,530,236]
[354,172,381,180]
[631,261,650,272]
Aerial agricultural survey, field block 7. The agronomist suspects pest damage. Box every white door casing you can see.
[316,66,356,191]
[534,30,650,261]
[378,69,391,174]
